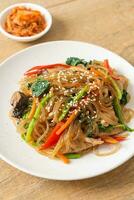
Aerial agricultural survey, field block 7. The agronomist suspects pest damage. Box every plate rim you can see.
[0,40,133,69]
[0,40,134,181]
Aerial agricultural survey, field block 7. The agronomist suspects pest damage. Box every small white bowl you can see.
[0,3,52,42]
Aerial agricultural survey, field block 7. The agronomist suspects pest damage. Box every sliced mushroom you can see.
[10,91,29,118]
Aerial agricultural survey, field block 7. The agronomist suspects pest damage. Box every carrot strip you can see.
[57,152,70,164]
[56,111,78,136]
[113,135,126,142]
[101,136,119,144]
[90,67,105,78]
[28,98,36,119]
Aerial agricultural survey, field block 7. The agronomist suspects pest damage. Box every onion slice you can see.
[93,143,121,156]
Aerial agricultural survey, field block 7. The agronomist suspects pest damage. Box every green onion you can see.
[120,124,134,132]
[65,153,81,159]
[98,124,114,132]
[113,98,134,132]
[113,98,124,124]
[108,76,122,100]
[25,93,52,142]
[22,112,29,119]
[59,85,89,121]
[31,142,40,147]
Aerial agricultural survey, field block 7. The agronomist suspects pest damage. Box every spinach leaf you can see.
[86,127,93,137]
[120,90,128,105]
[31,79,50,97]
[66,57,88,66]
[98,124,114,132]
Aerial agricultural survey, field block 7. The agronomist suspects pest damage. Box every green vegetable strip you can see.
[73,85,89,102]
[21,133,26,141]
[98,124,114,132]
[113,98,134,132]
[59,85,89,121]
[22,112,29,119]
[65,153,81,159]
[108,76,122,100]
[113,98,124,124]
[116,124,133,131]
[25,93,52,142]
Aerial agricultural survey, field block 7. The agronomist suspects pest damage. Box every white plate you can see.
[0,41,134,180]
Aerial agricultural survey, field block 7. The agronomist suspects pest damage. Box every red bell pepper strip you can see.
[39,122,64,150]
[24,63,71,76]
[104,59,113,74]
[103,59,120,80]
[24,69,43,76]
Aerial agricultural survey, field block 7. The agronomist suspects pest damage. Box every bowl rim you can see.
[0,2,52,41]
